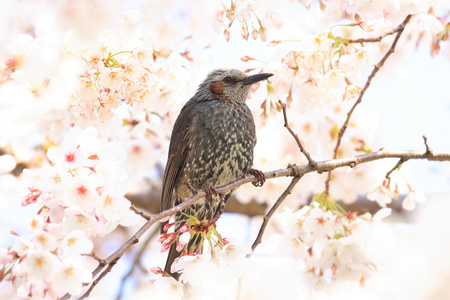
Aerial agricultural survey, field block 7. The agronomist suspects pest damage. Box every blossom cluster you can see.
[274,203,391,287]
[146,203,392,299]
[218,0,285,41]
[70,48,158,122]
[275,32,372,105]
[367,178,426,211]
[234,2,445,205]
[150,242,255,300]
[0,126,138,298]
[158,214,230,275]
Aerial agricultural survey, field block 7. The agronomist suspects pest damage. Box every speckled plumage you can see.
[160,69,272,278]
[174,98,256,219]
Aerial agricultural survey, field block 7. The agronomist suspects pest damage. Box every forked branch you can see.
[325,15,413,195]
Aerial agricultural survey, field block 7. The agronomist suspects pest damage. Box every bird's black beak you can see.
[242,73,273,85]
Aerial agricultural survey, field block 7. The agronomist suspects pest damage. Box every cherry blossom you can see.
[367,181,397,207]
[32,230,58,252]
[60,230,94,257]
[402,189,426,211]
[21,248,59,282]
[51,259,92,297]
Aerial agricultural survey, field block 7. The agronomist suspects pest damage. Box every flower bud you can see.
[224,29,231,42]
[259,27,267,41]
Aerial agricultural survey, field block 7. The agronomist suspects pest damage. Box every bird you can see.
[160,69,273,280]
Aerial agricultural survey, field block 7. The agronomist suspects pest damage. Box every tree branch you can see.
[325,14,413,194]
[248,175,301,257]
[385,158,407,180]
[116,226,158,300]
[78,257,119,300]
[75,147,449,299]
[278,100,317,167]
[128,189,268,218]
[345,15,413,43]
[130,204,151,220]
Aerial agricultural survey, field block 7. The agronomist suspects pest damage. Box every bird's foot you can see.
[198,185,217,202]
[249,169,265,187]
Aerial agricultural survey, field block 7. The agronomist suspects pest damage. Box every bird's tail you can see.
[163,195,228,280]
[164,242,182,280]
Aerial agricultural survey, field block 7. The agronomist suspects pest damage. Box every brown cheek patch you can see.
[209,82,230,100]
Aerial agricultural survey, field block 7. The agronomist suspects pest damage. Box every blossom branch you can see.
[325,14,412,195]
[248,175,301,257]
[75,147,449,298]
[385,135,434,181]
[130,204,151,220]
[116,227,158,300]
[79,257,119,300]
[278,100,317,167]
[345,15,413,43]
[385,158,407,180]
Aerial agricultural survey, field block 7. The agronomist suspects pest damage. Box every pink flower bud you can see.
[166,232,177,244]
[241,23,249,40]
[240,55,253,62]
[252,29,258,40]
[159,216,171,223]
[259,27,267,41]
[224,29,230,42]
[176,242,184,252]
[180,224,189,232]
[161,242,171,253]
[163,222,174,232]
[150,267,164,274]
[157,233,167,243]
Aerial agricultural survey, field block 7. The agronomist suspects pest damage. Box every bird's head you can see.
[196,69,273,103]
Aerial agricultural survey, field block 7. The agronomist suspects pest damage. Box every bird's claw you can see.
[199,185,217,202]
[249,169,265,187]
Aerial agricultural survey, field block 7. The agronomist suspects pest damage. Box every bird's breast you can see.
[184,100,256,188]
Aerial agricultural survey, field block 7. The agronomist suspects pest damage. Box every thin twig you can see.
[423,135,433,155]
[116,226,159,300]
[278,100,317,168]
[346,17,412,43]
[72,147,450,299]
[84,252,107,265]
[325,14,412,195]
[248,175,301,257]
[130,204,151,220]
[79,257,120,299]
[385,158,408,180]
[334,14,412,160]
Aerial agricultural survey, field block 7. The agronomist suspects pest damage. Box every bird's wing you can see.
[160,101,199,213]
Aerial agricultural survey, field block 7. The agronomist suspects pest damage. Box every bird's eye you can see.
[223,77,232,83]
